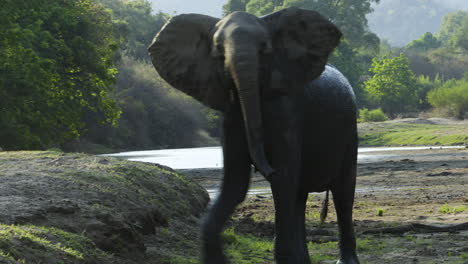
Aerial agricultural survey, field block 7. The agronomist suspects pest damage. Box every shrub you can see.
[427,76,468,119]
[358,108,389,123]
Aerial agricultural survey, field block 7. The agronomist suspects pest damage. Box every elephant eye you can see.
[259,42,271,54]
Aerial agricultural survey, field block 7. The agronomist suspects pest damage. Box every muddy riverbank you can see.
[179,147,468,263]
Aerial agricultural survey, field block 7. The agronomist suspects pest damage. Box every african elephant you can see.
[148,7,359,264]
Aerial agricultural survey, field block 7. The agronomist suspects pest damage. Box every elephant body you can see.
[149,8,360,264]
[300,65,357,192]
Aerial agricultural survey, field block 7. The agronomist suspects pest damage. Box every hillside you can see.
[367,0,468,46]
[0,151,209,263]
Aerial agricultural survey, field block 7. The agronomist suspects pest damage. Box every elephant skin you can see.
[149,7,359,264]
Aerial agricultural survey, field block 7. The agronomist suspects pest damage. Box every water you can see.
[207,186,408,200]
[105,145,463,169]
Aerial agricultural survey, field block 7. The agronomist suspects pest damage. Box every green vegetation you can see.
[0,224,114,263]
[367,0,464,47]
[0,0,121,150]
[1,0,467,151]
[221,228,389,263]
[358,108,389,122]
[376,208,384,216]
[223,228,274,264]
[439,204,468,214]
[0,151,209,263]
[364,54,418,116]
[358,122,468,146]
[427,76,468,119]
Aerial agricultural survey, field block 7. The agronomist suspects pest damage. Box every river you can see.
[104,145,463,169]
[105,145,466,199]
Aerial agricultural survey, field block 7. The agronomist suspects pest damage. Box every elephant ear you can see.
[262,8,342,83]
[148,14,227,111]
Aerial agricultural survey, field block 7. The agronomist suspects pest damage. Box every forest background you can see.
[1,0,467,152]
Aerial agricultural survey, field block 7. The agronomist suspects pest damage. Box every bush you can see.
[358,108,389,122]
[427,76,468,119]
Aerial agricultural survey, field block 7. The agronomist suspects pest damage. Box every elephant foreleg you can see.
[331,142,360,264]
[296,191,311,264]
[265,97,303,263]
[201,104,251,264]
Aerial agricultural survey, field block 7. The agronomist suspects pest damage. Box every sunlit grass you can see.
[0,224,111,263]
[439,204,468,214]
[358,122,468,146]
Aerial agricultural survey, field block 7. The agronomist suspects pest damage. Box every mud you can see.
[180,147,468,263]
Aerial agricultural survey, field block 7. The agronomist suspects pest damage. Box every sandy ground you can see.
[179,147,468,263]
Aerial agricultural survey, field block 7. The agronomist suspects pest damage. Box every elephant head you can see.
[148,8,341,178]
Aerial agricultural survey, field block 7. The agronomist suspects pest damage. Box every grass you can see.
[358,122,468,146]
[223,228,274,264]
[0,224,113,263]
[376,208,385,217]
[439,204,468,214]
[220,229,389,264]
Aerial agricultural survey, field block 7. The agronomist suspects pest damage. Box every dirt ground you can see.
[180,147,468,263]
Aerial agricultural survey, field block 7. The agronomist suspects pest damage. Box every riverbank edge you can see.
[0,150,209,264]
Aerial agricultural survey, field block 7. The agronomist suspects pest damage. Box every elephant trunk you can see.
[226,47,274,179]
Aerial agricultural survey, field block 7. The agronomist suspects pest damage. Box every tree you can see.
[279,0,380,50]
[363,54,418,116]
[223,0,249,16]
[0,0,121,150]
[437,11,468,48]
[97,0,169,61]
[427,75,468,119]
[406,32,441,52]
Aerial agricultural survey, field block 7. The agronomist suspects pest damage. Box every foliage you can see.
[406,32,441,52]
[223,0,250,16]
[97,0,169,61]
[415,75,443,111]
[363,54,418,116]
[71,0,220,152]
[0,0,121,150]
[427,75,468,119]
[367,0,456,47]
[437,10,468,51]
[405,11,468,80]
[83,56,218,150]
[358,108,388,123]
[278,0,381,50]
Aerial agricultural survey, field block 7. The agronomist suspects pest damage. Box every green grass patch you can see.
[376,208,385,217]
[0,224,113,263]
[439,204,468,214]
[358,122,468,146]
[223,228,274,264]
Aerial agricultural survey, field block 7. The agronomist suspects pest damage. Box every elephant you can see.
[148,7,359,264]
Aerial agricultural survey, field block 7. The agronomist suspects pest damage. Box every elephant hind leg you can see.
[201,103,251,264]
[331,142,360,264]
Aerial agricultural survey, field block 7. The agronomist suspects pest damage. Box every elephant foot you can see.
[274,254,311,264]
[202,253,228,264]
[202,244,228,264]
[201,237,228,264]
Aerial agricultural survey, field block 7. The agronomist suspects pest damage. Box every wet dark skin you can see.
[149,8,359,264]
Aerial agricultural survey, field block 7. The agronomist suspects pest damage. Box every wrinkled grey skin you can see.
[149,8,359,264]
